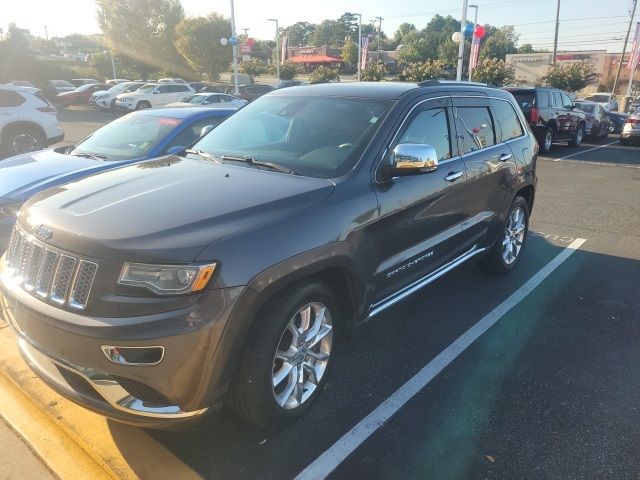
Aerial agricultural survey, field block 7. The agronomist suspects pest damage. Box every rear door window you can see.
[454,106,496,154]
[552,92,563,108]
[492,100,524,142]
[536,90,550,108]
[0,91,26,107]
[561,93,574,109]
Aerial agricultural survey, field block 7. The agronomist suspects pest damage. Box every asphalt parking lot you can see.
[10,107,640,479]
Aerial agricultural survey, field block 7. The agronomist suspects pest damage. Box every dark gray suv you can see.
[0,81,537,429]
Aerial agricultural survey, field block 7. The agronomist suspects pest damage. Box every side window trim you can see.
[490,98,525,143]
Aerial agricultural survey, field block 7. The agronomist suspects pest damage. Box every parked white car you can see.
[166,92,248,109]
[90,82,145,110]
[114,83,194,110]
[582,92,619,112]
[0,85,64,157]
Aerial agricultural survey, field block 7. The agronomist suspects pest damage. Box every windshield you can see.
[75,83,96,92]
[52,80,73,88]
[70,114,182,160]
[584,94,609,102]
[107,83,130,93]
[183,95,207,104]
[138,84,157,93]
[575,102,596,113]
[191,95,392,178]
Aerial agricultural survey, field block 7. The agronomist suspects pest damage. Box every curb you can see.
[0,322,202,480]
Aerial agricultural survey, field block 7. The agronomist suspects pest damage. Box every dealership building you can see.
[506,50,638,93]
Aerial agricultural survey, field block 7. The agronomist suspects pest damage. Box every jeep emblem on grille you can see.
[34,224,53,241]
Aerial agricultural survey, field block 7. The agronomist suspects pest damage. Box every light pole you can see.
[109,51,117,80]
[552,0,561,65]
[456,0,468,81]
[230,0,239,95]
[355,13,362,81]
[374,16,383,62]
[613,0,637,96]
[468,5,478,81]
[268,18,280,80]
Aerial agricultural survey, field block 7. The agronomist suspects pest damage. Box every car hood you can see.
[19,156,335,263]
[0,150,130,202]
[92,90,110,97]
[57,90,78,97]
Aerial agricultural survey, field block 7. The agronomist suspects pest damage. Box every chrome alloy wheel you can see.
[272,302,333,410]
[12,133,40,154]
[575,126,584,145]
[544,130,553,151]
[502,207,526,265]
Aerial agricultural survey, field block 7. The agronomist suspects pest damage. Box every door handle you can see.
[444,171,463,182]
[499,153,512,162]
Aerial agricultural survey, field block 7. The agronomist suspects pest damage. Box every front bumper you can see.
[91,97,113,109]
[0,266,247,428]
[114,100,135,110]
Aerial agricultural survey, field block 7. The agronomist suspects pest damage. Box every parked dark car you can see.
[200,84,233,94]
[574,100,610,139]
[237,83,275,102]
[0,81,537,430]
[607,110,628,134]
[0,107,236,250]
[620,113,640,145]
[55,83,109,106]
[504,86,586,153]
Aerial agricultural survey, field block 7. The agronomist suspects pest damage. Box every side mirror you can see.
[389,144,438,176]
[166,145,185,155]
[200,125,215,137]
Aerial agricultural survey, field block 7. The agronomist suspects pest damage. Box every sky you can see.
[2,0,638,53]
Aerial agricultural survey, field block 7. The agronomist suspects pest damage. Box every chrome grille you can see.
[5,227,98,310]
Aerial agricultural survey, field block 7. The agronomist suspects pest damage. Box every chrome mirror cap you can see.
[391,144,439,174]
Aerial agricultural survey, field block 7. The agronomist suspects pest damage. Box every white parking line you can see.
[295,238,587,480]
[551,141,618,161]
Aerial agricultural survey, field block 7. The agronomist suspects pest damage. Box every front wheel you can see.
[227,282,338,428]
[477,196,530,275]
[568,124,585,147]
[135,101,151,110]
[2,126,45,157]
[540,128,554,153]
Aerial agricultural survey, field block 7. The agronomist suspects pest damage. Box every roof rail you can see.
[417,79,492,87]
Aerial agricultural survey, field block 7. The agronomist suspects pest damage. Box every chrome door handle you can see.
[444,171,464,182]
[499,153,513,162]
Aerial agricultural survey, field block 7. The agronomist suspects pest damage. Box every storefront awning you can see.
[288,55,342,63]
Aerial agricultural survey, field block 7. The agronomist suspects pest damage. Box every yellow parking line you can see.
[0,324,202,480]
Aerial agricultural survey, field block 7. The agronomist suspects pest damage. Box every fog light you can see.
[101,345,165,366]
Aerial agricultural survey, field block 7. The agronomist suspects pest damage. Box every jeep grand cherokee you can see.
[0,81,537,429]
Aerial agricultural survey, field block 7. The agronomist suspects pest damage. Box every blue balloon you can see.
[462,23,474,37]
[229,36,238,46]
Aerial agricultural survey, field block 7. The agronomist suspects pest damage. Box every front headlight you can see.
[118,262,217,295]
[0,202,22,219]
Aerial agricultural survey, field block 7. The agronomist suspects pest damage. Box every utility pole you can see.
[268,19,280,80]
[613,0,637,96]
[468,5,478,81]
[356,13,362,81]
[374,16,383,62]
[230,0,239,95]
[44,25,48,40]
[456,0,468,81]
[552,0,561,65]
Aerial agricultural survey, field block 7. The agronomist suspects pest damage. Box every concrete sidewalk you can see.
[0,418,55,480]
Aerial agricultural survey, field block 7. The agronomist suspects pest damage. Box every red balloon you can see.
[246,37,255,46]
[474,25,486,39]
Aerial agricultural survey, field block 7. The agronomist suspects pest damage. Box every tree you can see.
[278,60,300,80]
[540,62,598,92]
[89,52,115,79]
[175,14,232,81]
[399,60,450,82]
[517,43,535,54]
[96,0,188,80]
[309,65,339,82]
[241,58,267,83]
[471,58,515,86]
[312,19,348,47]
[283,22,316,47]
[480,25,518,60]
[362,61,387,81]
[393,23,417,46]
[341,36,357,70]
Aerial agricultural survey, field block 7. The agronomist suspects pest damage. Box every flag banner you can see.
[628,22,640,71]
[361,35,370,68]
[281,35,288,64]
[470,34,481,70]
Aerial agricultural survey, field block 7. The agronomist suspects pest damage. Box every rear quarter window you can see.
[492,100,524,142]
[0,90,27,107]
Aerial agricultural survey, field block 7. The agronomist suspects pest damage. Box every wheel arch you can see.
[0,121,47,143]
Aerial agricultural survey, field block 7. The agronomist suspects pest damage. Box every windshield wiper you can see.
[220,155,294,174]
[185,149,221,164]
[70,152,107,160]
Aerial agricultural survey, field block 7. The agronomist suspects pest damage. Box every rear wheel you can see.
[477,196,530,275]
[227,282,338,428]
[568,124,584,147]
[540,128,553,153]
[2,126,45,157]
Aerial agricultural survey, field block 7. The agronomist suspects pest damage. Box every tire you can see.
[477,196,530,275]
[227,282,338,428]
[568,124,585,147]
[110,99,117,110]
[540,128,553,153]
[135,101,151,110]
[620,137,629,146]
[2,125,45,157]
